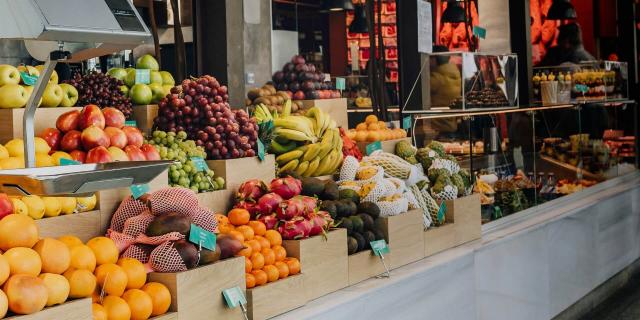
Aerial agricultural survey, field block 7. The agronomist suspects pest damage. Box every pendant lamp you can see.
[323,0,354,11]
[441,0,466,23]
[349,3,369,34]
[547,0,577,20]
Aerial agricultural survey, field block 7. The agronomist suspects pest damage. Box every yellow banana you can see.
[274,128,316,143]
[295,161,310,176]
[276,150,304,165]
[279,159,299,173]
[302,143,322,162]
[282,99,292,117]
[303,157,321,177]
[316,150,336,176]
[274,118,314,137]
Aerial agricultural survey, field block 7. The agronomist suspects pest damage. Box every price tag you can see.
[437,201,447,224]
[370,240,390,256]
[189,224,217,251]
[366,141,382,155]
[402,116,412,130]
[472,26,487,39]
[257,139,266,161]
[190,157,208,172]
[129,184,150,200]
[135,69,150,85]
[124,120,137,127]
[222,286,247,309]
[59,158,81,166]
[19,71,38,86]
[575,84,589,93]
[335,77,346,91]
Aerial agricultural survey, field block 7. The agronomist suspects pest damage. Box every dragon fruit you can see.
[234,201,258,218]
[258,214,278,230]
[257,193,283,215]
[296,196,318,217]
[277,197,306,221]
[308,211,333,237]
[270,176,302,200]
[236,179,268,202]
[278,217,313,240]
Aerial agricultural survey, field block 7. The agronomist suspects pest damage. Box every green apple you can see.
[41,83,64,108]
[136,54,159,71]
[34,65,58,84]
[0,84,28,108]
[0,65,20,86]
[162,84,173,95]
[148,83,166,103]
[107,68,128,81]
[125,67,135,74]
[120,85,129,97]
[160,71,175,86]
[23,86,42,107]
[59,83,78,107]
[150,71,163,85]
[124,69,136,88]
[130,84,153,105]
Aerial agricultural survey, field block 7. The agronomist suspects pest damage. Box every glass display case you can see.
[414,52,519,111]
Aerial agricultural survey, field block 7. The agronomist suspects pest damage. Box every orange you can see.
[228,230,245,243]
[0,254,10,286]
[86,237,119,265]
[365,114,378,124]
[272,245,287,262]
[141,282,171,316]
[366,131,381,142]
[4,247,41,276]
[245,257,253,273]
[245,273,256,289]
[264,230,282,247]
[228,208,250,226]
[102,295,131,320]
[214,213,229,225]
[285,257,301,275]
[0,290,7,319]
[3,274,47,315]
[92,303,107,320]
[236,225,255,241]
[0,214,39,251]
[64,268,97,298]
[367,122,380,131]
[355,123,368,131]
[122,289,153,320]
[117,258,147,290]
[38,273,70,307]
[246,240,261,253]
[275,261,289,279]
[255,236,270,250]
[250,252,264,270]
[95,263,128,297]
[217,223,235,234]
[69,245,97,271]
[57,235,83,248]
[33,238,71,274]
[377,121,387,129]
[251,270,267,286]
[237,242,252,258]
[248,221,267,236]
[355,130,368,142]
[261,248,275,266]
[263,265,279,283]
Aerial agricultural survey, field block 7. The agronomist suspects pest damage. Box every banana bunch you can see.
[253,103,275,124]
[474,179,495,194]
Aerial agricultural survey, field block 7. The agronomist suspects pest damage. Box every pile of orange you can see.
[347,115,407,142]
[217,209,301,289]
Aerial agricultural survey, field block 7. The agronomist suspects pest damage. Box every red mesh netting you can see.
[122,243,154,264]
[149,187,199,216]
[110,196,149,232]
[149,241,188,273]
[190,207,218,233]
[122,210,155,237]
[135,232,185,245]
[107,229,136,253]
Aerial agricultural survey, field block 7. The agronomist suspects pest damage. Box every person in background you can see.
[429,45,461,137]
[538,22,595,66]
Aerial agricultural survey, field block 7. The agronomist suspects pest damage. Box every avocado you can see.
[349,215,364,233]
[347,237,359,255]
[339,199,357,216]
[174,240,199,269]
[320,200,338,219]
[334,200,348,218]
[362,230,376,248]
[358,213,375,231]
[146,212,192,237]
[373,228,385,241]
[339,217,353,235]
[199,244,222,265]
[301,177,325,196]
[352,232,366,252]
[279,170,301,180]
[339,189,360,204]
[357,202,381,219]
[321,180,339,200]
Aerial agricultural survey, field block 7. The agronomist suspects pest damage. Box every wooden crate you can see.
[246,274,306,320]
[196,189,234,214]
[151,313,178,320]
[206,155,276,192]
[356,137,412,155]
[35,210,101,242]
[132,104,159,135]
[301,98,348,129]
[0,107,82,144]
[5,298,92,320]
[376,209,425,269]
[282,229,348,300]
[424,194,481,257]
[148,256,245,320]
[347,249,386,286]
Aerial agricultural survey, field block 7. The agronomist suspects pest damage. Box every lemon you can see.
[21,195,45,219]
[35,154,55,167]
[10,198,28,216]
[4,139,23,157]
[0,145,8,159]
[50,151,72,166]
[76,195,97,212]
[42,197,62,217]
[0,157,24,170]
[34,137,51,154]
[59,197,77,215]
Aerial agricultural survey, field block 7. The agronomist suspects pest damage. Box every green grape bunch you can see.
[146,130,226,193]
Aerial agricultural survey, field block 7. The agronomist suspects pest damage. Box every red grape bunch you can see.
[65,71,133,118]
[154,75,258,160]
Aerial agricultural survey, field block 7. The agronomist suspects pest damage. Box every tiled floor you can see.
[580,275,640,320]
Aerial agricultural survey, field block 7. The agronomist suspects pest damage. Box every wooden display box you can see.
[301,98,348,129]
[5,298,92,320]
[347,249,386,285]
[424,194,481,257]
[376,209,425,269]
[196,189,234,214]
[36,210,101,242]
[282,229,348,301]
[148,256,245,320]
[151,313,178,320]
[206,155,276,192]
[246,274,306,320]
[132,104,159,135]
[0,107,82,144]
[356,137,412,155]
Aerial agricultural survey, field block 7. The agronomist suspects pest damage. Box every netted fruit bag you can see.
[363,151,426,186]
[432,185,458,202]
[410,184,440,229]
[354,165,385,183]
[148,241,189,273]
[339,156,360,181]
[429,158,460,175]
[377,197,409,217]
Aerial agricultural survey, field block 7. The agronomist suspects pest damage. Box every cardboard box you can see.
[35,210,101,242]
[347,249,386,285]
[301,98,348,129]
[424,194,481,257]
[356,137,411,155]
[376,209,425,269]
[0,107,82,144]
[206,155,276,192]
[196,189,234,214]
[246,274,306,320]
[132,104,159,136]
[5,298,92,320]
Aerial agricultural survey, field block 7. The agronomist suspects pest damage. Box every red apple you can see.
[107,146,130,161]
[285,91,293,99]
[40,128,62,152]
[78,104,106,130]
[293,91,305,100]
[81,126,110,150]
[140,144,160,161]
[60,130,82,152]
[0,193,13,220]
[56,110,81,132]
[103,107,126,129]
[122,126,144,147]
[124,145,146,161]
[85,146,113,164]
[104,127,128,149]
[69,150,86,163]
